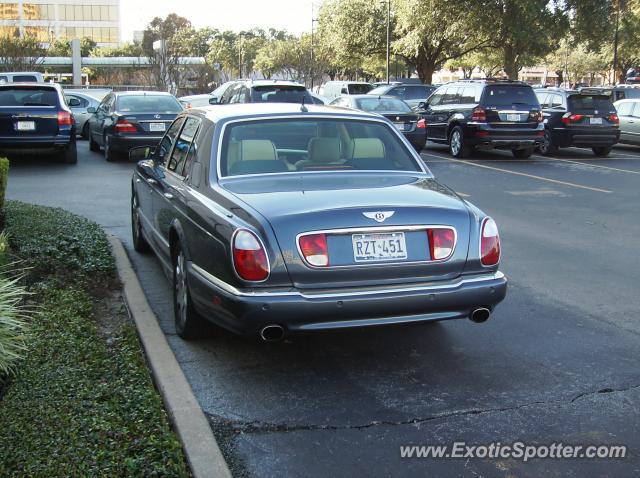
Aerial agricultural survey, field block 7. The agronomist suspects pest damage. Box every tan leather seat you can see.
[296,137,344,170]
[350,138,386,159]
[240,139,278,161]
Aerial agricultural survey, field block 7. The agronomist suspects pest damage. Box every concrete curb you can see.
[108,235,232,478]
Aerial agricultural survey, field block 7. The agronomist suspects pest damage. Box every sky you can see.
[120,0,322,41]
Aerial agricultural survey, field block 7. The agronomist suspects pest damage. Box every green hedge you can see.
[0,157,8,211]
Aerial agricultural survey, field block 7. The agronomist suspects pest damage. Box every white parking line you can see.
[428,155,612,194]
[531,155,640,175]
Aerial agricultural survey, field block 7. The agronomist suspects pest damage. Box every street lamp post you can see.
[612,0,621,85]
[386,0,390,84]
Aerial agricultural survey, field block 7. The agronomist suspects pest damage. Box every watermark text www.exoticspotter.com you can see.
[400,442,627,462]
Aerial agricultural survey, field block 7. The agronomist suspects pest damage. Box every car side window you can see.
[220,84,236,104]
[158,117,186,165]
[551,94,564,108]
[460,86,476,104]
[405,86,425,100]
[631,102,640,117]
[442,86,460,105]
[616,102,633,116]
[428,86,445,107]
[66,95,88,108]
[536,93,549,108]
[167,117,200,176]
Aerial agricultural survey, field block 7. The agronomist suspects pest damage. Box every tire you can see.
[592,146,611,157]
[173,244,205,339]
[512,147,533,159]
[539,129,558,156]
[89,131,100,152]
[131,194,150,253]
[61,141,77,164]
[81,122,90,140]
[104,135,116,162]
[448,126,471,158]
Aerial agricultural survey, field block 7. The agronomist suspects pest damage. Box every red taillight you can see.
[298,233,329,267]
[232,229,269,281]
[561,113,584,125]
[57,111,73,126]
[416,118,426,129]
[471,106,486,122]
[115,120,137,133]
[480,218,500,266]
[608,113,619,124]
[427,228,455,260]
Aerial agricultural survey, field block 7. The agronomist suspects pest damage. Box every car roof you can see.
[0,82,60,90]
[113,90,175,97]
[344,94,399,100]
[179,94,213,100]
[189,102,385,122]
[241,79,304,87]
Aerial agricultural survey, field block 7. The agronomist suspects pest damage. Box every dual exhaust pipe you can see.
[259,308,490,341]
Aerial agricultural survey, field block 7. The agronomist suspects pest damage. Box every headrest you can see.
[240,139,277,161]
[308,137,342,163]
[351,138,385,159]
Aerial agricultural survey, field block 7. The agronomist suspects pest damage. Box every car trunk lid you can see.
[223,173,472,289]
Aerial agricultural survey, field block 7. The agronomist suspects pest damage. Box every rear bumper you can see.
[403,130,427,150]
[0,135,73,154]
[188,264,508,335]
[466,123,544,150]
[109,134,163,153]
[552,127,620,147]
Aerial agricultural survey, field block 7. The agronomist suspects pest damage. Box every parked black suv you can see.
[418,79,543,158]
[534,87,620,156]
[216,80,313,105]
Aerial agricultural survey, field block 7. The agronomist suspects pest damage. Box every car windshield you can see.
[12,75,38,82]
[368,86,392,95]
[355,97,412,113]
[220,118,422,177]
[482,85,539,107]
[0,87,59,106]
[348,83,373,94]
[250,85,311,103]
[117,95,182,113]
[568,95,615,112]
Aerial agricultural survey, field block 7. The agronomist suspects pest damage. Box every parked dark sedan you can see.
[87,91,183,161]
[330,95,427,151]
[130,103,507,341]
[0,82,78,163]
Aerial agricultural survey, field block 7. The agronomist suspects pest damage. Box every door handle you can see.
[147,178,157,185]
[629,120,635,123]
[163,192,174,200]
[136,178,141,183]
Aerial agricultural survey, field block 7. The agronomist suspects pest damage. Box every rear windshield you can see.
[355,97,412,113]
[482,85,539,107]
[220,118,422,177]
[250,85,311,103]
[568,95,615,112]
[12,75,39,82]
[348,83,373,95]
[117,95,182,113]
[0,87,59,107]
[368,86,392,96]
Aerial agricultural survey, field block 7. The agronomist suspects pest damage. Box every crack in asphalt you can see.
[207,383,640,435]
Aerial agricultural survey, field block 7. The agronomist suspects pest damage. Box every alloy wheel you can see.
[174,251,188,330]
[450,130,461,156]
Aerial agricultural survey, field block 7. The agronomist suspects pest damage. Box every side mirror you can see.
[417,101,427,110]
[87,106,97,114]
[208,96,219,105]
[68,97,81,107]
[129,146,154,161]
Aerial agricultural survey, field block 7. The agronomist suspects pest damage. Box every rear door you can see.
[0,85,61,138]
[423,86,447,140]
[480,84,540,127]
[615,101,635,142]
[627,102,640,143]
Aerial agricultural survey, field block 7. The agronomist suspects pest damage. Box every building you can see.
[0,0,120,46]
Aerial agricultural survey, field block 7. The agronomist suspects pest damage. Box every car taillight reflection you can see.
[232,229,269,281]
[480,217,500,266]
[299,233,329,267]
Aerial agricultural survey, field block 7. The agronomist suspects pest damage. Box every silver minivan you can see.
[320,81,373,100]
[614,99,640,145]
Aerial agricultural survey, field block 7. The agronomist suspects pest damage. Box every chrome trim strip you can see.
[296,225,457,269]
[190,263,504,299]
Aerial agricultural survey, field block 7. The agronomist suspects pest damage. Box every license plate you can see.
[394,123,408,131]
[16,121,35,131]
[149,122,165,132]
[352,232,407,262]
[506,114,520,122]
[590,117,603,124]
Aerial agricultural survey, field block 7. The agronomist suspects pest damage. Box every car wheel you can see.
[512,147,533,159]
[131,194,150,253]
[104,135,116,162]
[448,126,471,158]
[173,244,205,339]
[539,129,557,156]
[592,146,611,157]
[81,122,90,140]
[61,141,77,164]
[89,131,100,152]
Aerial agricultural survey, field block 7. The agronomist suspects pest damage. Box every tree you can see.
[545,39,609,86]
[0,34,45,72]
[47,37,97,57]
[475,0,568,80]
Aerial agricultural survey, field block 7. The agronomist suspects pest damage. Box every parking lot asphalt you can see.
[6,141,640,477]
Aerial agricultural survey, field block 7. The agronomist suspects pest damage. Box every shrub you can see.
[3,201,115,282]
[0,275,28,376]
[0,157,8,211]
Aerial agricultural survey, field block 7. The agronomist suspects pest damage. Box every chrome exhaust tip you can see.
[260,324,285,342]
[470,307,491,323]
